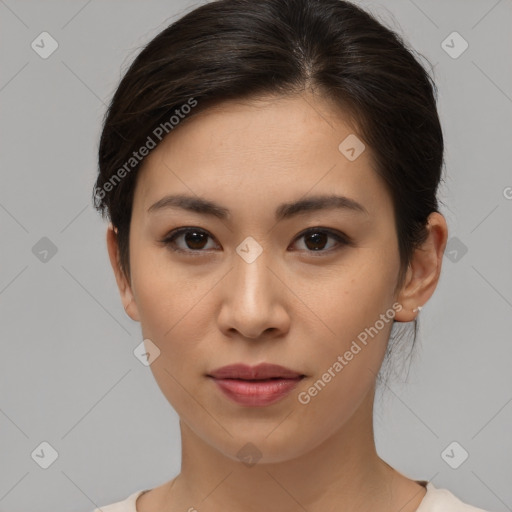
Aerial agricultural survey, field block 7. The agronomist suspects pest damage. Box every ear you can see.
[106,223,140,322]
[394,212,448,322]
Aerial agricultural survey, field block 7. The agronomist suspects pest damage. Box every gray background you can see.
[1,1,511,511]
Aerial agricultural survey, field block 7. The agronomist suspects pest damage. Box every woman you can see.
[92,0,493,510]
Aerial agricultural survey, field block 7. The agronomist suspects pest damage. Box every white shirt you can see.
[92,482,494,512]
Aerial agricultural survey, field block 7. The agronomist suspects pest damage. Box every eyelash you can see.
[160,227,352,256]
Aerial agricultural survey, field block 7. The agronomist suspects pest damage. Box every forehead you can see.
[133,92,392,220]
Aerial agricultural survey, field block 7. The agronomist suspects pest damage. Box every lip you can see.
[207,363,306,407]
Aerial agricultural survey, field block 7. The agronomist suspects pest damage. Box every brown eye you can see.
[162,227,218,253]
[291,228,350,254]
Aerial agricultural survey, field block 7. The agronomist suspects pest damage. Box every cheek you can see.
[130,246,216,373]
[134,271,208,349]
[130,240,195,325]
[296,251,398,396]
[291,274,395,444]
[131,258,215,416]
[302,248,399,342]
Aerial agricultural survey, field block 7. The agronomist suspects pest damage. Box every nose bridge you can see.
[231,243,275,308]
[217,240,289,338]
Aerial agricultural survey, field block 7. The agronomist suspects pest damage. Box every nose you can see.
[217,251,291,340]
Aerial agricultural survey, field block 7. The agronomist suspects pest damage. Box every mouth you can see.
[206,363,306,407]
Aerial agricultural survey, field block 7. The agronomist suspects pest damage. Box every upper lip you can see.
[207,363,305,380]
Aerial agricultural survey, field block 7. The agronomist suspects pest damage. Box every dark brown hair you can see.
[93,0,445,370]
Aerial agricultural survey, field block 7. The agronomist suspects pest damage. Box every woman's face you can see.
[110,92,410,463]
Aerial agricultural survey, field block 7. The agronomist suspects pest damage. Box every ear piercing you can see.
[412,306,423,313]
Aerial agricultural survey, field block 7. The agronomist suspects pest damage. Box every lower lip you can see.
[210,377,304,406]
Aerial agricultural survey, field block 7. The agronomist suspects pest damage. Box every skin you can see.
[106,90,448,512]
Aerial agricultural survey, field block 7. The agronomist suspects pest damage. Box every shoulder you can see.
[92,490,147,512]
[418,483,495,512]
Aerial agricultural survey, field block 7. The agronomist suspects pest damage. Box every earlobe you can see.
[394,212,448,322]
[106,223,140,322]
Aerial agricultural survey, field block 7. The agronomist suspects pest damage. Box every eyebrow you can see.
[147,193,369,221]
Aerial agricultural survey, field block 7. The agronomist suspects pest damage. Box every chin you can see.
[203,426,323,466]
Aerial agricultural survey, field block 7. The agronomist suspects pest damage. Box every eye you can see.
[161,227,219,254]
[161,226,351,255]
[290,227,351,254]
